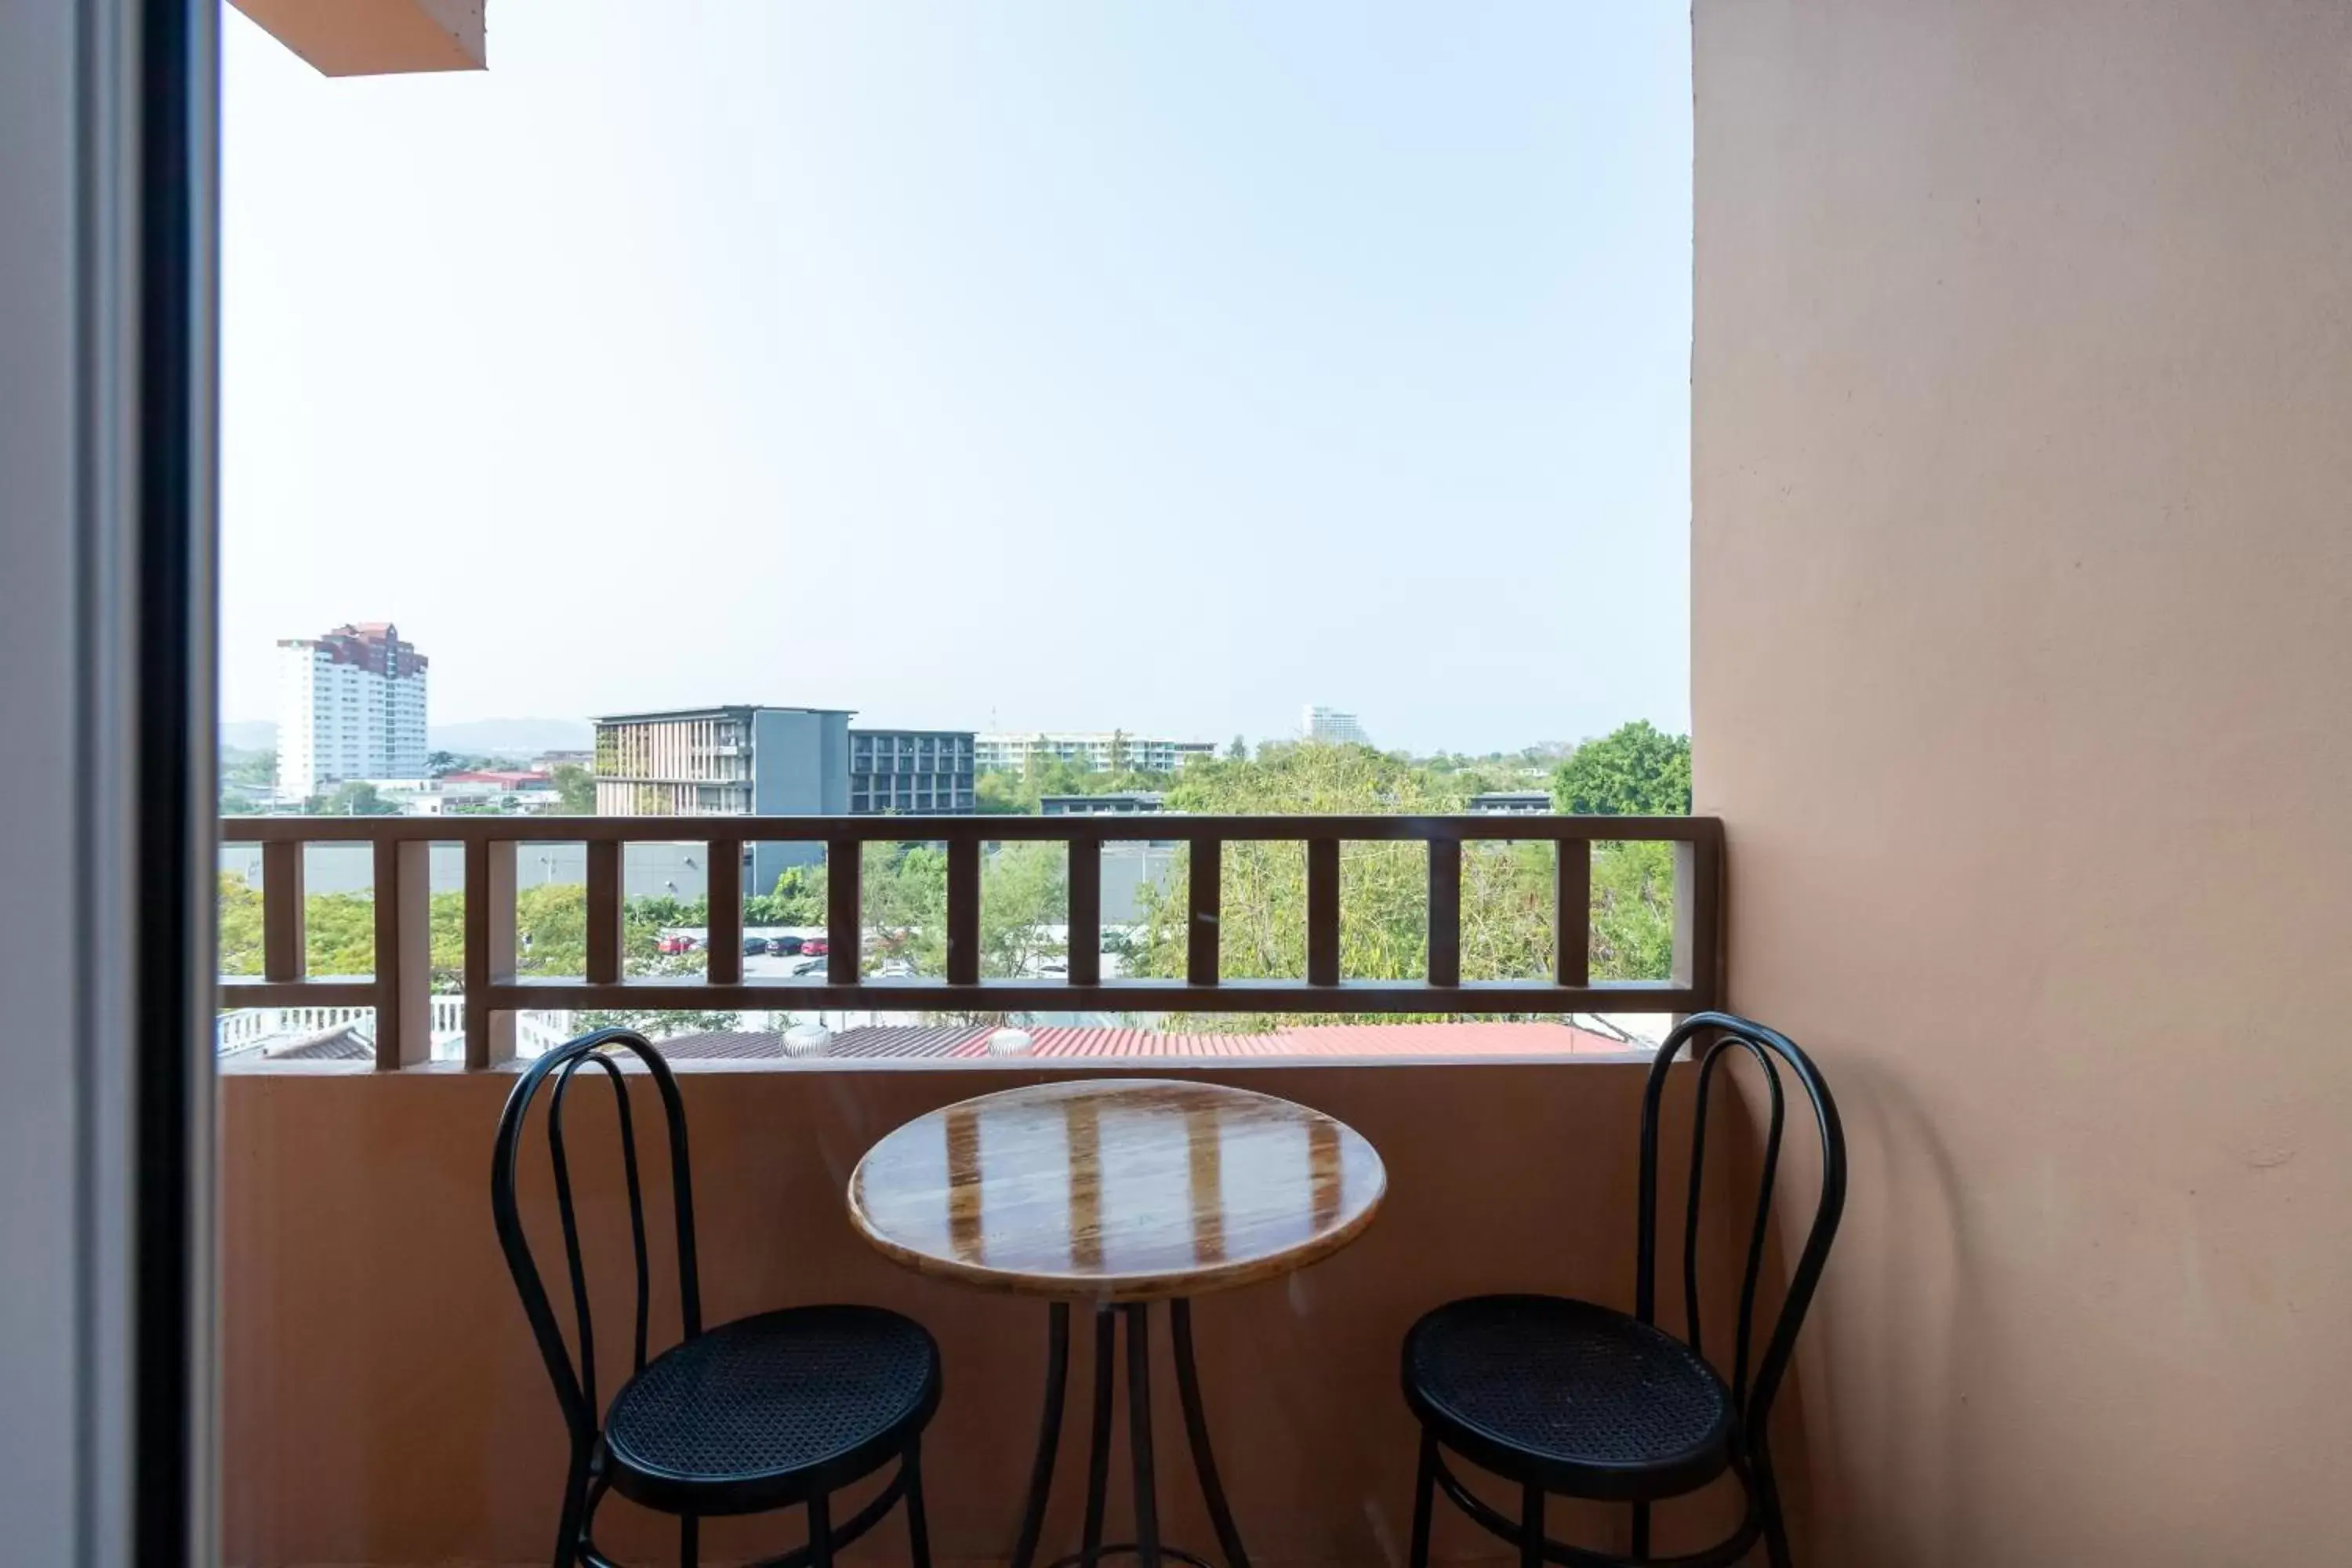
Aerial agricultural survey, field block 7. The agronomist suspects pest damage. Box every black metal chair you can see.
[1399,1011,1846,1568]
[492,1028,942,1568]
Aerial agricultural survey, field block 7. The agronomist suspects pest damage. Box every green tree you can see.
[1550,720,1693,816]
[514,882,590,975]
[755,839,1068,989]
[217,873,264,975]
[222,748,276,789]
[623,895,712,978]
[1226,735,1250,761]
[1031,753,1091,798]
[982,841,1068,978]
[511,882,737,1035]
[426,890,466,988]
[1545,716,1684,982]
[975,771,1029,815]
[746,864,826,926]
[1589,840,1676,980]
[1130,744,1476,1002]
[216,877,468,992]
[549,762,596,814]
[505,884,718,982]
[1122,742,1679,1022]
[301,891,377,975]
[864,842,948,974]
[977,757,1173,815]
[314,780,400,816]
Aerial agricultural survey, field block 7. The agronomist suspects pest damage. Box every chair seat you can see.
[1402,1294,1735,1502]
[602,1303,941,1516]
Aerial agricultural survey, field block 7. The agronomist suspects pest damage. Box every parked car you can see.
[873,959,916,980]
[790,956,827,978]
[800,936,829,957]
[742,935,768,956]
[767,934,804,956]
[656,934,697,955]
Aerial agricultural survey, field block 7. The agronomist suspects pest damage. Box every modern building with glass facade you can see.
[849,728,975,815]
[593,706,973,891]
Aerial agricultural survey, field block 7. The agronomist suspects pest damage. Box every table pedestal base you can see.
[1011,1300,1252,1568]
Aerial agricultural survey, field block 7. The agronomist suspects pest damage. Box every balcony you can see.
[217,812,1755,1566]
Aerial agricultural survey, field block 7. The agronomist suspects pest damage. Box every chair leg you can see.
[905,1440,935,1568]
[553,1449,590,1568]
[1630,1501,1650,1563]
[1519,1485,1543,1568]
[808,1490,834,1568]
[1408,1430,1437,1568]
[680,1512,698,1568]
[1756,1455,1793,1568]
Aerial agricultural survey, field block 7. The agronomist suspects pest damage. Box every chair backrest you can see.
[1634,1011,1846,1446]
[490,1027,702,1446]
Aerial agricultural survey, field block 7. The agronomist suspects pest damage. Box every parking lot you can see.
[670,927,1130,982]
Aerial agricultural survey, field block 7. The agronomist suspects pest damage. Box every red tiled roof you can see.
[653,1020,1641,1062]
[652,1025,983,1061]
[830,1025,986,1059]
[441,769,550,786]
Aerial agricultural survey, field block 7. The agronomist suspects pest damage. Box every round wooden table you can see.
[848,1078,1386,1568]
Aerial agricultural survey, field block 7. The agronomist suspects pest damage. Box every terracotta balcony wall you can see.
[220,1058,1784,1566]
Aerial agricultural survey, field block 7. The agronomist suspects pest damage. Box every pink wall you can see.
[1693,1,2352,1562]
[221,1060,1762,1567]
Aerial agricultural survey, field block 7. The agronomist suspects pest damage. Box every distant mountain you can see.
[429,718,594,757]
[221,720,276,753]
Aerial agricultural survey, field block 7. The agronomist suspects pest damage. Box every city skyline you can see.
[226,695,1630,759]
[226,658,1628,763]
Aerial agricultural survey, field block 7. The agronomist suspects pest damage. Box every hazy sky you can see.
[221,2,1691,755]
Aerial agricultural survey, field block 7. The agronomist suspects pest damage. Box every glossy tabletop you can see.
[848,1078,1386,1301]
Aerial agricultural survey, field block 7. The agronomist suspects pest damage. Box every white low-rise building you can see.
[975,731,1214,775]
[1301,705,1370,746]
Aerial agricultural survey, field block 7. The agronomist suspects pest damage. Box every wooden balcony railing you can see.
[216,814,1723,1069]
